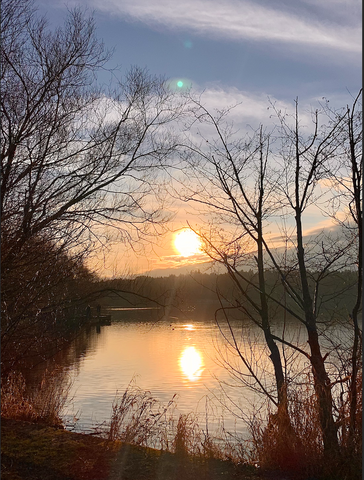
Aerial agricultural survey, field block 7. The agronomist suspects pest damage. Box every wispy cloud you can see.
[158,252,209,267]
[177,86,323,142]
[188,87,286,125]
[89,0,361,54]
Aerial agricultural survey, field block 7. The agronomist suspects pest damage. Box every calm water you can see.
[62,307,353,437]
[62,308,266,436]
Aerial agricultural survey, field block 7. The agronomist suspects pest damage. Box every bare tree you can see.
[1,1,182,259]
[177,92,362,460]
[1,0,184,371]
[321,89,362,452]
[177,101,299,447]
[272,99,347,455]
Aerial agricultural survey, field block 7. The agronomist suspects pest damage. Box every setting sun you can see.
[174,229,202,257]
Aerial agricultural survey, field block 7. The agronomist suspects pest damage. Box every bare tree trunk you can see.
[295,185,339,455]
[346,95,362,450]
[307,329,339,454]
[257,221,286,408]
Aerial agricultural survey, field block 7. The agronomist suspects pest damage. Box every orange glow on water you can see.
[184,324,195,331]
[179,346,204,381]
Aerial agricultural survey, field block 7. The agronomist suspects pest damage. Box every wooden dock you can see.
[91,315,111,326]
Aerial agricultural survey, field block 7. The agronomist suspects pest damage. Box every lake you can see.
[62,307,269,437]
[61,306,353,440]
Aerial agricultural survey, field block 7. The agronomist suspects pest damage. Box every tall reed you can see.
[107,380,177,447]
[1,369,72,426]
[106,383,250,464]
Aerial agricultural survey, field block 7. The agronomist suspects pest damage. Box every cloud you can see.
[89,0,360,54]
[176,86,325,144]
[188,87,285,125]
[158,252,210,266]
[144,260,215,277]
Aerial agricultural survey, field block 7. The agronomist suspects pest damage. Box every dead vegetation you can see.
[1,369,72,427]
[1,369,361,479]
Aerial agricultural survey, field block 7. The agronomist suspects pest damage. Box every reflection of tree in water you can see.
[65,325,104,373]
[24,325,105,390]
[24,305,167,392]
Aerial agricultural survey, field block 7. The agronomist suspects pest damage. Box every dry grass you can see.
[172,413,202,456]
[249,394,322,475]
[1,369,72,427]
[107,384,251,466]
[3,368,360,478]
[247,374,362,479]
[107,380,177,448]
[171,412,248,463]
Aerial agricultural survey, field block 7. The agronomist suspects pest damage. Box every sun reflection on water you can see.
[179,346,204,382]
[184,324,195,331]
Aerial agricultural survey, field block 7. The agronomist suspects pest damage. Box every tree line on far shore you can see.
[95,268,359,324]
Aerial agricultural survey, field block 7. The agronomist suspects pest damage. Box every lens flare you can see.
[183,40,193,49]
[166,78,193,92]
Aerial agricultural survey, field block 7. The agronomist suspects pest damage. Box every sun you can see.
[174,229,202,257]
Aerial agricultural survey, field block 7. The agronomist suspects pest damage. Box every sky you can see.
[38,0,362,277]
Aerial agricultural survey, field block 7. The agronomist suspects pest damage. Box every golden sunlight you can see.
[174,229,202,257]
[179,346,204,381]
[184,324,195,331]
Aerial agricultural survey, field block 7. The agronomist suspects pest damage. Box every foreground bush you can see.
[248,377,362,480]
[1,370,71,427]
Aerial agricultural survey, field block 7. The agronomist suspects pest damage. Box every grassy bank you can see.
[0,372,277,479]
[1,418,265,480]
[2,370,361,479]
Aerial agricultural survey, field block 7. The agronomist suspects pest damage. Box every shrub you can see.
[1,369,72,427]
